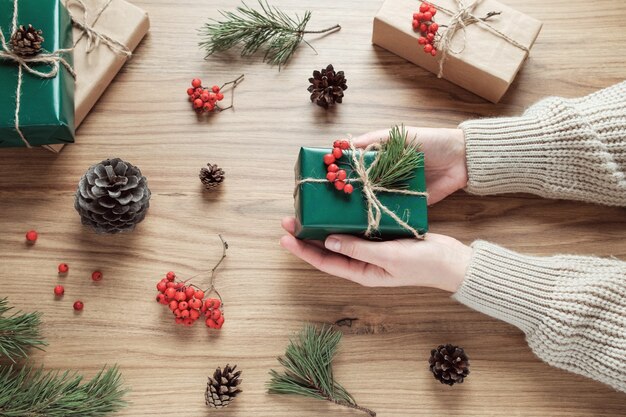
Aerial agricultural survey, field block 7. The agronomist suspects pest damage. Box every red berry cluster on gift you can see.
[155,271,224,329]
[187,78,225,113]
[412,2,439,56]
[323,140,354,195]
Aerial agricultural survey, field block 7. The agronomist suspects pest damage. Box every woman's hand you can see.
[280,217,471,292]
[353,127,467,205]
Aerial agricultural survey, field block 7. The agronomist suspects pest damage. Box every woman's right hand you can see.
[352,127,468,205]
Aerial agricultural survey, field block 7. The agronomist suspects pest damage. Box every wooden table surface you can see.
[1,0,625,415]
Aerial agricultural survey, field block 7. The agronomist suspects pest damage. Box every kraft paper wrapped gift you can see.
[372,0,542,102]
[47,0,150,152]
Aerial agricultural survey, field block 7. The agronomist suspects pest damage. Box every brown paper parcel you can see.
[48,0,149,152]
[372,0,542,102]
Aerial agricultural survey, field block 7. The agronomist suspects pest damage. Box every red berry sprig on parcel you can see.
[412,2,440,56]
[155,235,228,329]
[186,75,244,114]
[323,140,354,195]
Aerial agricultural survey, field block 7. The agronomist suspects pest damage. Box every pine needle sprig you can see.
[367,125,423,190]
[268,324,376,416]
[0,298,46,363]
[199,1,341,67]
[0,365,128,417]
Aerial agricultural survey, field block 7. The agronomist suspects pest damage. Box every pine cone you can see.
[75,158,151,234]
[308,64,347,109]
[10,24,44,56]
[199,163,225,189]
[428,344,470,386]
[205,364,242,409]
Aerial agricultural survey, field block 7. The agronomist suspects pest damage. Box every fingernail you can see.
[325,237,341,252]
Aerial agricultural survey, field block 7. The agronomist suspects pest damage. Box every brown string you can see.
[296,141,428,239]
[66,0,132,57]
[430,0,530,78]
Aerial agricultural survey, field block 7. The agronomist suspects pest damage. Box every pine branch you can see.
[367,125,423,190]
[0,298,46,363]
[268,324,376,417]
[0,365,128,417]
[199,0,341,67]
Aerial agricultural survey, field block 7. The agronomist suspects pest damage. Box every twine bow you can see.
[430,0,529,78]
[66,0,132,57]
[0,0,76,148]
[296,141,428,239]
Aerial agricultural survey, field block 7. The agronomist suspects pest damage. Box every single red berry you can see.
[164,287,176,300]
[423,11,432,20]
[54,285,64,296]
[189,298,202,309]
[333,140,341,148]
[211,309,222,320]
[332,147,343,159]
[194,290,205,300]
[191,78,202,88]
[156,281,167,292]
[336,170,347,181]
[323,154,336,165]
[193,98,203,109]
[416,12,425,21]
[430,7,437,15]
[413,12,419,20]
[156,293,166,303]
[91,271,103,282]
[204,103,215,112]
[166,282,176,289]
[25,230,38,243]
[174,292,187,302]
[212,85,220,93]
[420,2,429,12]
[175,317,184,324]
[335,180,345,191]
[343,183,354,194]
[169,300,179,311]
[183,318,194,326]
[190,309,200,320]
[186,87,195,96]
[427,33,435,41]
[215,315,224,328]
[58,263,69,274]
[173,308,182,317]
[419,23,427,33]
[180,309,190,319]
[424,44,433,53]
[201,92,210,102]
[185,287,195,299]
[418,36,427,45]
[430,48,437,56]
[429,23,439,32]
[216,93,224,101]
[327,163,339,173]
[166,271,176,281]
[326,172,337,182]
[178,301,189,310]
[73,301,84,311]
[412,19,419,29]
[340,140,350,150]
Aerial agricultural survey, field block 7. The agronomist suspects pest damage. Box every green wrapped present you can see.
[0,0,75,150]
[294,134,428,240]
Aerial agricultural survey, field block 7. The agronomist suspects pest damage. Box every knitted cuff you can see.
[452,241,558,335]
[459,114,556,197]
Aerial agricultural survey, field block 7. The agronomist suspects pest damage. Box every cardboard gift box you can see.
[372,0,542,102]
[0,0,75,150]
[294,147,428,240]
[46,0,149,152]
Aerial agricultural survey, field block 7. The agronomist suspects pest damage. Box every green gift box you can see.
[0,0,75,149]
[294,147,428,240]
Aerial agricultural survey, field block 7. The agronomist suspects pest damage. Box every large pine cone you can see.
[10,24,44,56]
[428,344,470,386]
[199,163,225,189]
[75,158,151,234]
[308,64,347,109]
[205,364,242,409]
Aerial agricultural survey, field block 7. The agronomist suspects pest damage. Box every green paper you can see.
[294,147,428,240]
[0,0,75,148]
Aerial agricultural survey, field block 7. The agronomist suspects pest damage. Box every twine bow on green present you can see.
[0,0,76,148]
[296,127,429,239]
[429,0,530,78]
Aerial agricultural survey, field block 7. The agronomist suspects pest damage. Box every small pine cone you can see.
[428,344,470,386]
[205,364,242,409]
[307,64,347,109]
[199,163,225,189]
[10,24,44,56]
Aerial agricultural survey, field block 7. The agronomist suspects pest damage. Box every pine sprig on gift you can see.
[0,298,46,363]
[0,366,127,417]
[199,0,341,67]
[268,324,376,416]
[367,125,423,190]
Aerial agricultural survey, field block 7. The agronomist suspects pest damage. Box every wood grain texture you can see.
[0,0,625,416]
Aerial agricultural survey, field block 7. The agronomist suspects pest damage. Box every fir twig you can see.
[199,0,341,67]
[0,298,46,363]
[367,125,423,190]
[268,324,376,417]
[0,365,127,417]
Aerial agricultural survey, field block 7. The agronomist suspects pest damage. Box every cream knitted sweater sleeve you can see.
[459,81,626,206]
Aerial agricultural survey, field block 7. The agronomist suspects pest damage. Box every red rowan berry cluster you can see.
[155,271,224,328]
[324,140,354,195]
[187,78,225,113]
[412,2,440,56]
